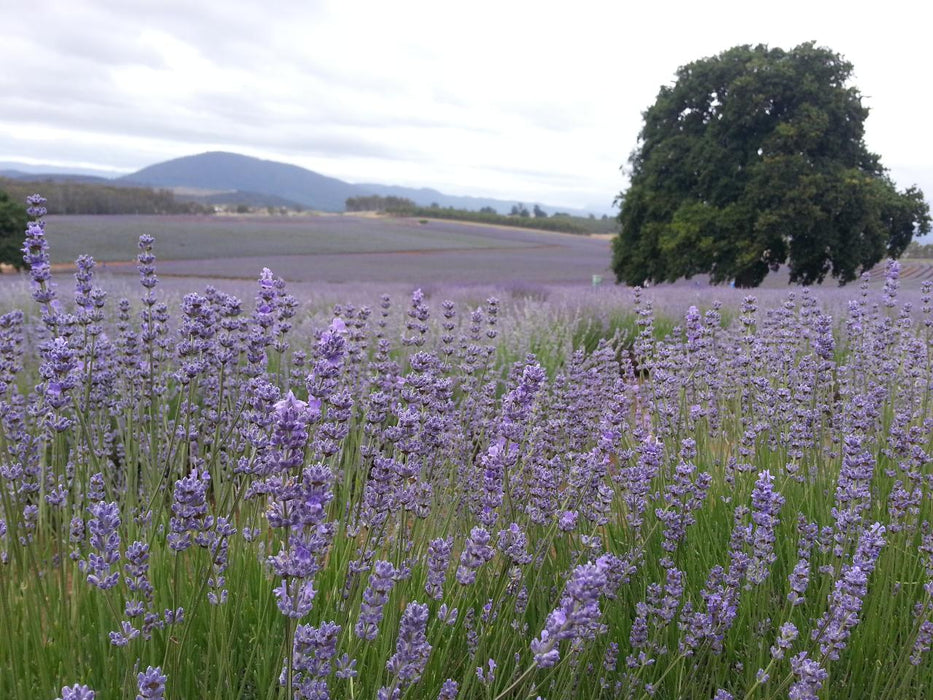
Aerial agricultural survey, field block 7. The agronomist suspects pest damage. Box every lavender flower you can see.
[747,470,785,585]
[283,620,341,699]
[456,527,494,585]
[136,666,167,699]
[81,501,121,590]
[385,601,432,690]
[437,679,459,699]
[425,537,452,600]
[167,469,210,552]
[788,652,827,700]
[22,195,57,310]
[770,621,798,661]
[812,522,886,660]
[56,684,95,700]
[497,523,532,565]
[355,560,396,640]
[531,559,608,667]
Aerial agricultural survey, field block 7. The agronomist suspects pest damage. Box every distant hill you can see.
[3,152,610,216]
[120,152,357,212]
[121,152,604,216]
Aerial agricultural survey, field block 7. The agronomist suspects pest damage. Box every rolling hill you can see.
[119,152,604,216]
[3,152,610,216]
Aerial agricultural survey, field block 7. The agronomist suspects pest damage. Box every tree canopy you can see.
[613,42,931,287]
[0,190,27,270]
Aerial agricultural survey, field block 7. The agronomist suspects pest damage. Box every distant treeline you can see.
[345,195,420,214]
[0,178,212,215]
[344,195,616,235]
[905,241,933,259]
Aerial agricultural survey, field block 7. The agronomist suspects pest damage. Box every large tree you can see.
[0,190,27,270]
[613,42,930,287]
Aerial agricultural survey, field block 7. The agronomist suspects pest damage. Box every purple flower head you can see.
[497,523,532,565]
[386,601,432,689]
[283,620,341,697]
[531,559,608,667]
[456,527,494,585]
[26,193,47,217]
[354,560,396,640]
[558,510,578,532]
[770,621,798,661]
[136,666,167,699]
[82,501,121,590]
[317,319,348,368]
[168,469,210,551]
[788,652,827,700]
[38,337,80,411]
[812,523,885,661]
[425,537,453,600]
[437,679,459,699]
[747,470,785,585]
[57,684,95,700]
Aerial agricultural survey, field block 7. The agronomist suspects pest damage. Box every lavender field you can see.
[3,199,933,699]
[41,214,613,287]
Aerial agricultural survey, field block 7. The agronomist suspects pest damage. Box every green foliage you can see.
[613,42,931,287]
[510,203,530,218]
[0,189,27,269]
[344,194,416,213]
[400,205,596,234]
[0,178,209,216]
[904,240,933,258]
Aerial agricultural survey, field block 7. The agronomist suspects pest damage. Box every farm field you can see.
[41,214,614,287]
[3,201,933,699]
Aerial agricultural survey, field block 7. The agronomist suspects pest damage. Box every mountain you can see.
[121,152,609,216]
[4,152,610,216]
[120,152,358,212]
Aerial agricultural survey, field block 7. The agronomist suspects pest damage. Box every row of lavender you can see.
[2,196,932,699]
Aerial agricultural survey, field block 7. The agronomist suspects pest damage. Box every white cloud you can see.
[1,0,930,210]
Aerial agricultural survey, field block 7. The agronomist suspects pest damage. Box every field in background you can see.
[23,213,933,292]
[41,214,613,287]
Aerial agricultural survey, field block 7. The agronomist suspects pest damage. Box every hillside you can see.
[120,152,357,212]
[3,152,612,216]
[120,152,605,215]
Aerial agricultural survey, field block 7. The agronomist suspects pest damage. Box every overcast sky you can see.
[1,0,931,213]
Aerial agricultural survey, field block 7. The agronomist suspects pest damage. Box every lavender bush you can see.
[1,197,933,698]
